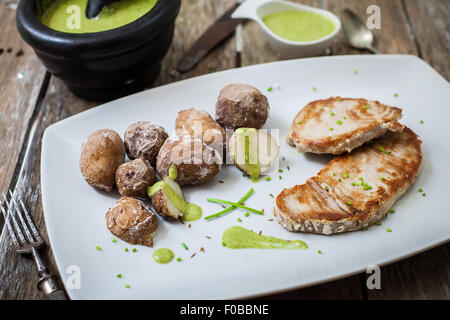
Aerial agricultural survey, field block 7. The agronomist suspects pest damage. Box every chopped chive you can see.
[386,228,392,232]
[267,86,273,92]
[337,120,343,125]
[111,237,116,243]
[279,176,282,180]
[330,127,334,131]
[132,248,137,253]
[264,176,271,182]
[222,242,227,247]
[422,193,426,197]
[338,178,342,182]
[336,97,341,101]
[363,106,369,110]
[205,188,254,220]
[418,188,423,193]
[362,227,368,231]
[389,209,395,213]
[379,147,385,152]
[352,182,357,186]
[363,184,372,190]
[181,242,189,250]
[343,173,349,179]
[297,121,302,125]
[360,181,364,186]
[124,248,129,252]
[125,284,130,288]
[116,274,122,278]
[330,112,335,116]
[394,93,399,97]
[353,69,358,74]
[176,257,182,262]
[420,120,424,124]
[312,86,317,91]
[206,197,264,215]
[375,222,382,226]
[380,177,385,181]
[96,246,101,251]
[318,250,323,254]
[278,169,283,173]
[324,185,329,191]
[347,200,353,205]
[332,173,336,176]
[343,116,347,120]
[245,212,250,217]
[358,177,363,180]
[237,218,242,223]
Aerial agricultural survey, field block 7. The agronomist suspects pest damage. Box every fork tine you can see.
[9,190,35,244]
[0,196,20,248]
[18,193,42,243]
[1,193,27,246]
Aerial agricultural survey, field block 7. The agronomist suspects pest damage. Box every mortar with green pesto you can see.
[16,0,181,100]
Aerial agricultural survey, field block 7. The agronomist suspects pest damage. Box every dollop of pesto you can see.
[262,10,335,42]
[39,0,158,33]
[222,226,308,249]
[152,248,174,264]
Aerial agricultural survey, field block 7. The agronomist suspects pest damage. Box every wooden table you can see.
[0,0,449,300]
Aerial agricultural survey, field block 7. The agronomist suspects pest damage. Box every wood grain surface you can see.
[0,0,448,300]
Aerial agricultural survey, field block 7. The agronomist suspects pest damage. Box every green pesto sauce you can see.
[236,128,260,182]
[222,226,308,249]
[152,248,174,264]
[262,10,335,42]
[147,180,202,222]
[40,0,158,33]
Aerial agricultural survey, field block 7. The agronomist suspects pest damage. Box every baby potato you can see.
[106,197,157,247]
[115,159,156,198]
[215,84,270,129]
[228,128,279,181]
[80,129,125,192]
[151,176,185,220]
[124,121,168,165]
[156,136,222,186]
[175,108,226,151]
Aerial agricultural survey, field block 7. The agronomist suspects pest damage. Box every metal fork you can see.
[0,190,67,300]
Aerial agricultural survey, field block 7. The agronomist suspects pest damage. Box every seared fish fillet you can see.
[287,97,403,154]
[275,128,422,235]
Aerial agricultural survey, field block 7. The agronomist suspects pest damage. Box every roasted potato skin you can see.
[115,159,156,198]
[156,137,221,186]
[175,108,226,148]
[80,129,125,192]
[215,84,270,129]
[124,121,168,165]
[106,197,157,247]
[152,190,177,220]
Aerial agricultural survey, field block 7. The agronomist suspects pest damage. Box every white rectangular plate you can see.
[42,55,450,300]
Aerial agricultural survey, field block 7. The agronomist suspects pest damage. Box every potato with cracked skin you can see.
[215,84,270,130]
[175,108,226,151]
[115,159,156,198]
[150,176,185,220]
[106,197,157,247]
[124,121,168,165]
[156,136,222,186]
[80,129,125,192]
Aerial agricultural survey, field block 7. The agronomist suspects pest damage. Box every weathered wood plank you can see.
[403,0,450,80]
[154,0,237,86]
[364,243,450,299]
[0,0,47,197]
[325,0,418,55]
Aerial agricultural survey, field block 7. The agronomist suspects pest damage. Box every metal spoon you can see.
[341,8,380,54]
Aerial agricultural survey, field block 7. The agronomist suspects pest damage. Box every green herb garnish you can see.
[347,200,353,205]
[278,169,283,173]
[318,250,323,254]
[96,246,101,251]
[343,173,349,179]
[330,112,335,116]
[265,176,271,181]
[375,222,382,226]
[124,248,128,252]
[337,120,343,125]
[205,188,254,220]
[125,284,130,289]
[386,228,392,232]
[420,120,424,124]
[267,86,273,92]
[418,188,423,193]
[116,274,122,278]
[279,176,282,180]
[389,209,395,213]
[176,257,182,262]
[245,212,250,217]
[312,86,317,91]
[394,93,399,97]
[111,237,116,243]
[237,218,242,223]
[297,121,302,125]
[132,248,137,253]
[181,242,189,250]
[330,127,334,131]
[206,197,264,215]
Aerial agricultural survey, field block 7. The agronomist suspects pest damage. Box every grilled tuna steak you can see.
[275,128,422,235]
[287,97,404,154]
